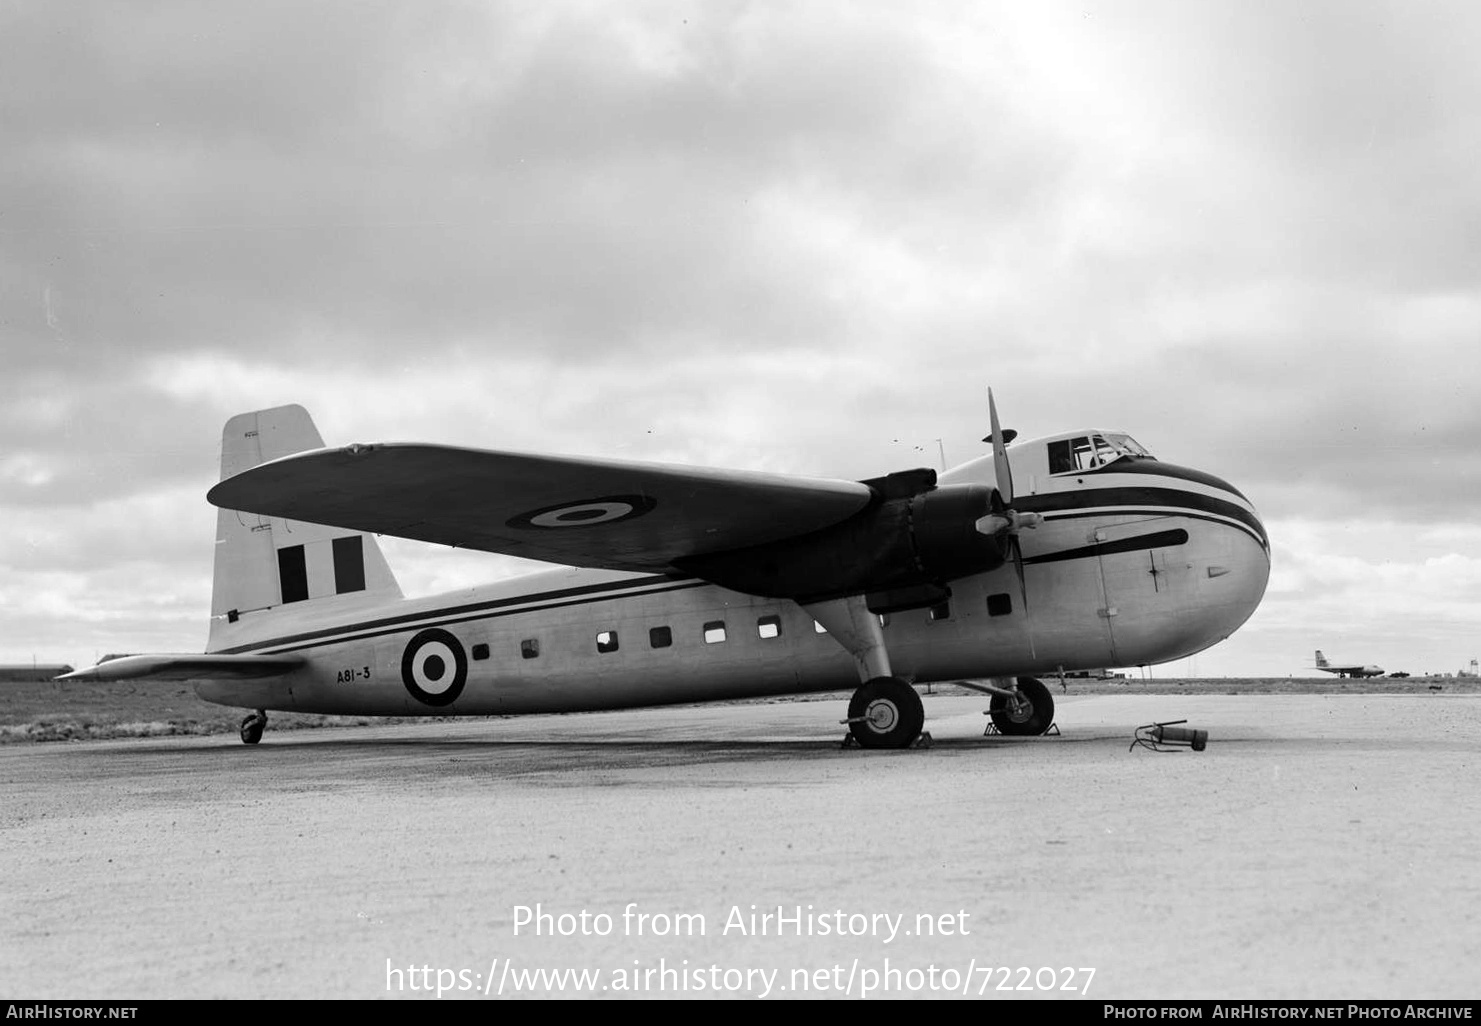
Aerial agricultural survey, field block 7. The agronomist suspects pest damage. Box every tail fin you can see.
[208,405,401,651]
[1314,650,1328,667]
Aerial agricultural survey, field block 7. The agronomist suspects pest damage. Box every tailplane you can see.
[209,405,402,651]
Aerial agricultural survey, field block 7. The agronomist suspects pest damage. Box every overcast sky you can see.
[3,1,1478,677]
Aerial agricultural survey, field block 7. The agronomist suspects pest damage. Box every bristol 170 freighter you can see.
[66,396,1269,748]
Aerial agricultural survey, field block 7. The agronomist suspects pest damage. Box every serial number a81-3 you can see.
[336,666,371,684]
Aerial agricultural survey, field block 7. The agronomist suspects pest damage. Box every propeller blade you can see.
[1010,535,1029,617]
[988,388,1013,508]
[984,389,1033,656]
[1009,534,1037,659]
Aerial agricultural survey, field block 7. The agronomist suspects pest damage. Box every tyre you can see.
[240,713,265,745]
[847,677,925,749]
[989,677,1054,736]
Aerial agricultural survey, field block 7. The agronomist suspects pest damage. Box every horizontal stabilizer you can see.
[57,653,304,682]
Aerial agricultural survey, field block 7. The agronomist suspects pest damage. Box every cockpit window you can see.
[1102,432,1152,458]
[1048,433,1154,474]
[1048,437,1091,473]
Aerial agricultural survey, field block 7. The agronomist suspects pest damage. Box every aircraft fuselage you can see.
[197,440,1270,717]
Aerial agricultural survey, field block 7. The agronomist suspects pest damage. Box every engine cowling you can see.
[676,482,1008,602]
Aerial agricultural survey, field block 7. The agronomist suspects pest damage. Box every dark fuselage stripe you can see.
[217,575,702,654]
[1039,507,1266,549]
[1023,528,1190,566]
[246,581,711,656]
[1075,458,1251,502]
[1019,486,1267,548]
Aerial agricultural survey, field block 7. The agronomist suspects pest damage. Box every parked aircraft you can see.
[63,398,1270,748]
[1313,650,1384,678]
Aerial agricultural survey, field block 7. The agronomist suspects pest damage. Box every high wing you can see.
[206,444,875,572]
[58,654,305,682]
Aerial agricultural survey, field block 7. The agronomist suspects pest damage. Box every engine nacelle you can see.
[677,482,1008,602]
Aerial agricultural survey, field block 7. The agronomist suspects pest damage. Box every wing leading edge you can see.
[206,444,875,572]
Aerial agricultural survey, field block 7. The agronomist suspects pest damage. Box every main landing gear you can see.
[239,709,268,745]
[845,677,926,749]
[805,595,929,750]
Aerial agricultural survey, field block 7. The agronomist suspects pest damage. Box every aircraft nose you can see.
[1226,497,1271,621]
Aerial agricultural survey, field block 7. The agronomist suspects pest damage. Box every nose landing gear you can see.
[987,677,1055,736]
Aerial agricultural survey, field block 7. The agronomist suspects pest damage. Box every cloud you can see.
[3,2,1479,669]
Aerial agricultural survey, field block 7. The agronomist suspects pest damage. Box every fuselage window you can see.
[757,615,782,639]
[986,593,1012,617]
[929,602,951,622]
[596,630,619,653]
[878,613,890,628]
[521,638,540,659]
[650,626,672,648]
[703,621,727,644]
[471,643,490,661]
[814,621,828,634]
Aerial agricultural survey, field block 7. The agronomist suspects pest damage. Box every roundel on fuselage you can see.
[401,628,467,707]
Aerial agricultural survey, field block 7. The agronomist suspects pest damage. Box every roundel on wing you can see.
[506,494,658,530]
[401,628,467,707]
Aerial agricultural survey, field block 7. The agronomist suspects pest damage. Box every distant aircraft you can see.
[63,397,1270,747]
[1313,650,1384,678]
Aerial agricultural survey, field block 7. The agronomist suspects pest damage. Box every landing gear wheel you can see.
[847,677,925,750]
[989,677,1054,736]
[239,710,267,745]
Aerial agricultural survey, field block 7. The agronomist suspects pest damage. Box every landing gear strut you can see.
[989,677,1055,736]
[804,595,928,750]
[845,677,925,749]
[239,709,268,745]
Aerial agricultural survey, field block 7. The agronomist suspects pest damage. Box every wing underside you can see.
[206,444,876,571]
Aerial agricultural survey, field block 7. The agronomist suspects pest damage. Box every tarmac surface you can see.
[3,691,1479,1000]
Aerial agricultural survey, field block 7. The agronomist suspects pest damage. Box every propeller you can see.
[974,390,1041,651]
